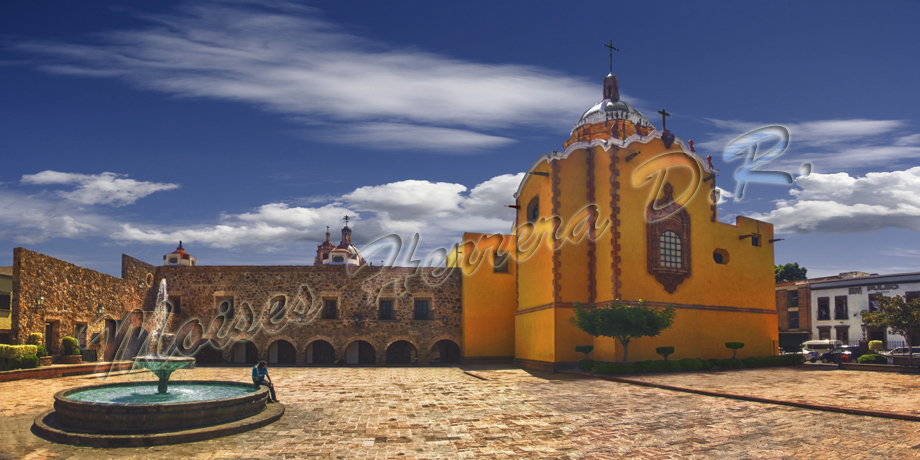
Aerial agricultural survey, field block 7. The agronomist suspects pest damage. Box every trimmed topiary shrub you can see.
[868,341,885,354]
[857,354,888,364]
[578,359,594,372]
[594,362,636,375]
[575,345,594,360]
[62,336,80,356]
[677,358,703,371]
[35,344,49,357]
[7,345,38,359]
[26,332,44,346]
[18,355,39,369]
[656,346,675,361]
[725,342,745,359]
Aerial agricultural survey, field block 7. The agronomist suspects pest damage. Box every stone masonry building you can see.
[7,223,462,367]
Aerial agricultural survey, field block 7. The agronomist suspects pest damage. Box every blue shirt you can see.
[252,365,267,381]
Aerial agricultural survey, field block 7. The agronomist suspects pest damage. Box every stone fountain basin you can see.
[53,381,269,433]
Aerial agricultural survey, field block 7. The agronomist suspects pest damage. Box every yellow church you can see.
[453,72,778,371]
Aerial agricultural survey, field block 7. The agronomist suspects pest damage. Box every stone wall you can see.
[12,248,147,355]
[155,264,462,365]
[11,248,463,365]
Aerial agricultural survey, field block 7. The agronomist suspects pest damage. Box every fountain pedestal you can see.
[133,356,195,394]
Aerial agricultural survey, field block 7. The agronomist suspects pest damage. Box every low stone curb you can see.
[31,402,285,447]
[0,361,135,382]
[558,370,920,423]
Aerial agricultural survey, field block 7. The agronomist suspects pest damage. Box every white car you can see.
[882,347,920,357]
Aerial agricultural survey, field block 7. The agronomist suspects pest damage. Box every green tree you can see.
[861,294,920,365]
[571,300,676,363]
[775,263,808,283]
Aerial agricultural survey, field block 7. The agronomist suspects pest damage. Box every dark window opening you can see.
[270,297,286,321]
[323,300,338,320]
[379,300,393,320]
[75,324,87,348]
[834,296,848,320]
[817,297,830,320]
[493,252,509,273]
[788,311,799,330]
[526,196,539,224]
[787,290,799,310]
[868,293,881,312]
[0,294,10,310]
[169,257,178,264]
[218,300,234,319]
[414,300,430,320]
[168,296,181,315]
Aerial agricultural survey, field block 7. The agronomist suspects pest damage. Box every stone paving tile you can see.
[1,366,919,459]
[618,365,920,416]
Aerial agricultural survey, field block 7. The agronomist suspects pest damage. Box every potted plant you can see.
[61,336,83,365]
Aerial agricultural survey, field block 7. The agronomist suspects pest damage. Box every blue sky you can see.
[2,0,919,277]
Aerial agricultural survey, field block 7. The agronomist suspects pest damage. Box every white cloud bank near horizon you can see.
[4,165,920,264]
[11,1,601,152]
[750,167,920,234]
[2,169,524,256]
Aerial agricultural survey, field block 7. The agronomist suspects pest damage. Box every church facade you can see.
[455,73,778,371]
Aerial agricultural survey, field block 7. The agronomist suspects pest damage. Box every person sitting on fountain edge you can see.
[252,361,278,402]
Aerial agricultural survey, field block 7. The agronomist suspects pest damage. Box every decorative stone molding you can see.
[646,183,691,294]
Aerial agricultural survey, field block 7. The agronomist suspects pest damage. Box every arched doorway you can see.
[190,339,223,365]
[306,340,335,365]
[386,341,417,365]
[269,339,297,365]
[345,341,376,365]
[232,341,259,364]
[431,340,461,364]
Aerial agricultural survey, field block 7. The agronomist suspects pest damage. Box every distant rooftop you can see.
[0,266,11,277]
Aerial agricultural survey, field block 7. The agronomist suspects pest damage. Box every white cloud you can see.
[110,173,526,256]
[0,189,106,243]
[13,1,597,151]
[715,186,733,205]
[749,167,920,234]
[21,170,179,206]
[697,118,918,173]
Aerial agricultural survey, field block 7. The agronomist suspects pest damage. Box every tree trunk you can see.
[621,339,630,363]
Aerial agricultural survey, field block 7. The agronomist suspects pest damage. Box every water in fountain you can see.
[134,278,195,394]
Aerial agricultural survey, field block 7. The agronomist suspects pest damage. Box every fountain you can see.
[32,279,283,447]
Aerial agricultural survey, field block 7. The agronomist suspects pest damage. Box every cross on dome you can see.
[604,40,619,74]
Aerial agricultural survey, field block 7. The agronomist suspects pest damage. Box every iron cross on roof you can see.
[658,109,670,131]
[343,215,350,226]
[604,40,619,73]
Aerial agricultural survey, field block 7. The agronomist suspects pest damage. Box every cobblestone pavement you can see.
[2,366,920,459]
[620,365,920,416]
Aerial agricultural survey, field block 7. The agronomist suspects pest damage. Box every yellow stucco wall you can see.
[515,161,555,311]
[514,307,555,363]
[458,233,517,360]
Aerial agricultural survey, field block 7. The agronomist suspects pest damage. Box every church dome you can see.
[573,99,652,132]
[564,73,655,148]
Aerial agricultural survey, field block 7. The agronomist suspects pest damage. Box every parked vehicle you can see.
[819,346,865,364]
[800,340,844,363]
[881,347,920,357]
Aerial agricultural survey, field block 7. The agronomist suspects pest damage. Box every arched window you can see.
[658,231,682,268]
[646,183,691,294]
[526,196,539,223]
